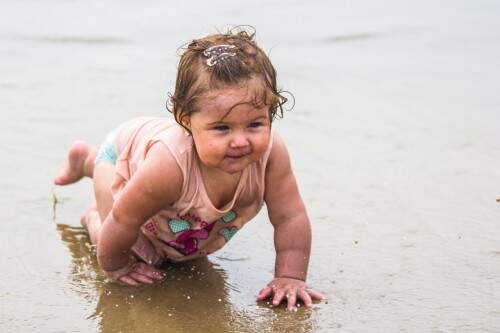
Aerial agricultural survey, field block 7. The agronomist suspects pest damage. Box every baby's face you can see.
[185,85,271,175]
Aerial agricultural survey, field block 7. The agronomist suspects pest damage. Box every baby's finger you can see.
[119,275,140,286]
[297,289,313,308]
[257,286,273,301]
[306,288,326,300]
[272,289,286,307]
[286,291,297,311]
[128,272,154,284]
[151,271,166,281]
[135,263,165,281]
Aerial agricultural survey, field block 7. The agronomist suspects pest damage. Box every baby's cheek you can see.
[202,143,226,163]
[255,137,271,155]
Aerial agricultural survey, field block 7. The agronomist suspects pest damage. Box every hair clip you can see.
[203,44,237,67]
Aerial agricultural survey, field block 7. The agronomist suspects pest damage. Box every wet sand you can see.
[1,0,500,332]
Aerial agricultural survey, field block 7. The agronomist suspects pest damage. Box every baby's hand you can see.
[103,255,165,286]
[257,277,325,311]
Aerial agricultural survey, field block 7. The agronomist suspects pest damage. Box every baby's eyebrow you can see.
[251,115,268,120]
[248,117,267,123]
[207,120,227,126]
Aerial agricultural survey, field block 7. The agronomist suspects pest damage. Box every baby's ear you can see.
[180,115,191,133]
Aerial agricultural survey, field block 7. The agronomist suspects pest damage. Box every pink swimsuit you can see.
[108,117,273,265]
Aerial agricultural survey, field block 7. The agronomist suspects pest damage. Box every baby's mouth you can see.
[226,150,251,159]
[226,153,246,159]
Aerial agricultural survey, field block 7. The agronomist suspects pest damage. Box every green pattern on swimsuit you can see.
[222,210,237,224]
[219,227,238,241]
[168,219,190,234]
[96,144,117,165]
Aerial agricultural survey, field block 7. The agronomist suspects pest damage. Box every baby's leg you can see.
[80,203,100,245]
[72,121,121,243]
[80,163,116,245]
[54,141,97,185]
[93,163,116,223]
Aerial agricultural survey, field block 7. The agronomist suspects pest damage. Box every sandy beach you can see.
[1,0,499,332]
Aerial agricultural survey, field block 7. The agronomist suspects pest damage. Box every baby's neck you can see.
[199,162,241,184]
[198,162,242,209]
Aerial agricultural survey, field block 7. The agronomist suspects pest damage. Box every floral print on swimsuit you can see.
[164,210,238,255]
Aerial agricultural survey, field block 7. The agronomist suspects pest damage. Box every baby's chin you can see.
[219,156,255,174]
[198,158,243,175]
[219,162,247,174]
[200,153,261,174]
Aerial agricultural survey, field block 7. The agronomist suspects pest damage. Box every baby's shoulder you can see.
[264,132,294,185]
[138,141,184,202]
[149,122,193,158]
[266,132,289,166]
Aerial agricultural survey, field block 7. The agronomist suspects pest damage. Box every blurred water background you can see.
[1,0,500,332]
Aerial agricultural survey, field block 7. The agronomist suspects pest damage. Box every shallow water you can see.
[1,0,500,332]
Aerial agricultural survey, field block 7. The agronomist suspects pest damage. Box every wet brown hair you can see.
[166,27,290,132]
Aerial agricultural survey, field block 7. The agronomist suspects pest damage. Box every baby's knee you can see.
[80,204,102,244]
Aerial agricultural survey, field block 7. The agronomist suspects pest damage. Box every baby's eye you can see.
[248,122,263,128]
[213,125,230,131]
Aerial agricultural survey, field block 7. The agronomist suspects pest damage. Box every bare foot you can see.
[54,141,92,185]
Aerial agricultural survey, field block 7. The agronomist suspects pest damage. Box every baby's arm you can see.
[257,134,324,309]
[97,142,182,285]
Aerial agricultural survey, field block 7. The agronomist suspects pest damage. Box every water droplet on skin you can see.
[147,297,151,301]
[115,304,119,307]
[218,298,222,302]
[130,294,134,298]
[168,313,172,317]
[186,295,191,300]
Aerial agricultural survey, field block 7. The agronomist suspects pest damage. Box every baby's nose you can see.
[229,133,249,148]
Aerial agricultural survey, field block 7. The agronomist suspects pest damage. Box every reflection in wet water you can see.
[56,223,316,333]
